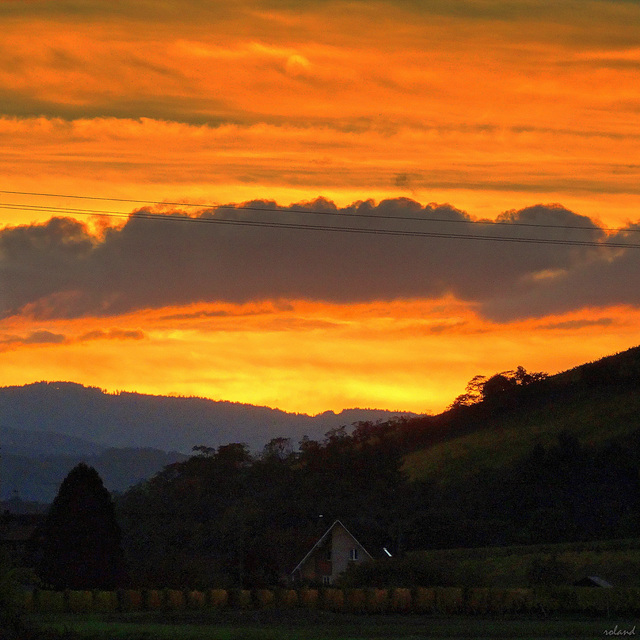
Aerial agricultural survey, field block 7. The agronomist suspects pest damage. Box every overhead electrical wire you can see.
[1,188,637,233]
[1,190,639,249]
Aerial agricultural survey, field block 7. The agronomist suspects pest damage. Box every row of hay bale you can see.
[22,586,640,616]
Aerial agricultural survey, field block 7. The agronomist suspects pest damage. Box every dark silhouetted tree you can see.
[450,367,548,409]
[481,373,517,400]
[39,463,127,589]
[449,374,487,408]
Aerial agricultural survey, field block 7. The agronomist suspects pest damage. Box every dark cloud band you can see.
[0,198,636,322]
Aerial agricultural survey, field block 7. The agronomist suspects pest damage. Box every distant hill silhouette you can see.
[0,382,416,502]
[2,448,188,503]
[0,424,105,457]
[0,381,415,453]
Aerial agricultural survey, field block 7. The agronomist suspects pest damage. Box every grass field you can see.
[399,537,640,588]
[28,610,640,640]
[342,537,640,589]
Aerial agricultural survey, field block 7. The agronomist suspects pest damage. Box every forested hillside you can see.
[116,346,640,588]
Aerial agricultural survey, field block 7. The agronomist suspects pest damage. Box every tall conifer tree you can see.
[39,463,127,589]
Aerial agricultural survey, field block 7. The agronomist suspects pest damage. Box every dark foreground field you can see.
[28,609,639,640]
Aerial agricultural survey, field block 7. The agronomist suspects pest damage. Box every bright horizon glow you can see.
[1,299,639,415]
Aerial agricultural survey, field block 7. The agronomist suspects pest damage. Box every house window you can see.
[322,575,332,585]
[325,547,332,561]
[349,548,359,561]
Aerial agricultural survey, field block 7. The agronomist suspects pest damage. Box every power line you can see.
[0,189,636,235]
[1,202,636,249]
[1,191,639,249]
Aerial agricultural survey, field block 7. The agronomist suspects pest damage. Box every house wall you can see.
[331,524,368,580]
[299,540,332,582]
[299,554,320,582]
[291,521,371,585]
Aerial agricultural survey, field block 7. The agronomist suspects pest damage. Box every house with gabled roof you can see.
[290,519,373,585]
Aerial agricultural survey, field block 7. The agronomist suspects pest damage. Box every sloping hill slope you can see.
[403,345,640,483]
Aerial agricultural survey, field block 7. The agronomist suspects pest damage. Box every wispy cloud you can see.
[539,317,615,331]
[0,0,638,226]
[0,330,66,349]
[0,326,144,352]
[79,329,145,341]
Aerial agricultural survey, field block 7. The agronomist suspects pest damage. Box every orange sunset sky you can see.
[2,0,640,415]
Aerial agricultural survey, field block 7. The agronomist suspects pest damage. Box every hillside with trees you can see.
[404,351,640,484]
[114,345,640,588]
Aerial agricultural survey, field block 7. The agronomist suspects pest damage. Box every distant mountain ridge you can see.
[0,424,105,457]
[0,382,417,502]
[0,381,416,454]
[2,448,188,504]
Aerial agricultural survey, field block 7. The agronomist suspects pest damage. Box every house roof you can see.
[574,575,613,588]
[290,519,373,576]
